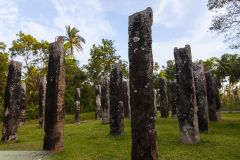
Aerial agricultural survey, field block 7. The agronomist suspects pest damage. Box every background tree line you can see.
[0,26,127,120]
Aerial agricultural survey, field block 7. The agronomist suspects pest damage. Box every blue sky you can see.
[0,0,232,66]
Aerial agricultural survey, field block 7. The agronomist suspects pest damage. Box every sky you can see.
[0,0,233,67]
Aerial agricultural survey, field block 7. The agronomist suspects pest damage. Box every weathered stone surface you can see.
[123,81,130,118]
[43,37,66,151]
[159,77,169,118]
[75,88,81,122]
[100,74,110,124]
[95,84,102,120]
[215,78,222,120]
[38,77,46,128]
[169,80,177,117]
[193,62,209,132]
[174,45,199,144]
[129,7,158,160]
[205,72,221,121]
[110,63,124,135]
[1,61,22,143]
[18,82,27,127]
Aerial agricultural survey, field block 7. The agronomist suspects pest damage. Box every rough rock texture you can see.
[215,82,222,120]
[100,75,110,124]
[95,84,102,120]
[18,82,27,127]
[43,37,66,151]
[193,62,209,132]
[38,77,46,128]
[129,7,158,160]
[174,45,199,144]
[75,88,81,122]
[154,89,157,117]
[123,81,131,118]
[110,63,124,135]
[159,77,169,118]
[171,81,177,117]
[205,72,221,121]
[1,61,22,143]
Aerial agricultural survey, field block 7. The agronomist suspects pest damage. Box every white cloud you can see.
[0,0,18,46]
[153,9,229,66]
[154,0,191,27]
[51,0,115,65]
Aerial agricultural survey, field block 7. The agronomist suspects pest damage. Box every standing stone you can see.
[174,45,199,144]
[38,77,46,128]
[18,82,27,127]
[215,81,222,120]
[100,75,110,124]
[154,89,157,117]
[123,81,130,118]
[193,62,209,132]
[129,7,158,160]
[159,77,169,118]
[43,37,66,151]
[95,84,102,120]
[1,61,22,143]
[110,63,124,135]
[75,88,81,123]
[169,81,177,117]
[205,72,220,121]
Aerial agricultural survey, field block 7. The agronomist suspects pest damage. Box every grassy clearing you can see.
[0,112,240,160]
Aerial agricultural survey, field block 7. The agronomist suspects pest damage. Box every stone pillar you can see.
[129,7,158,160]
[123,81,130,118]
[215,81,222,120]
[159,77,169,118]
[174,45,199,144]
[1,61,22,143]
[43,37,66,151]
[154,89,157,117]
[38,77,46,128]
[18,82,27,127]
[75,88,81,123]
[100,75,110,124]
[169,81,177,117]
[193,62,209,132]
[205,72,220,121]
[95,84,102,120]
[109,63,124,135]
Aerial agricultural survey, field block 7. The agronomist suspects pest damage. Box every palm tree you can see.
[65,25,85,57]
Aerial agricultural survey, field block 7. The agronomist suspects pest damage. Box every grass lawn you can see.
[0,112,240,160]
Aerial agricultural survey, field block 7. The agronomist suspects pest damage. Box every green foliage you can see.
[0,113,240,160]
[64,25,85,57]
[65,58,95,114]
[208,0,240,49]
[9,32,39,70]
[85,39,128,83]
[0,53,9,97]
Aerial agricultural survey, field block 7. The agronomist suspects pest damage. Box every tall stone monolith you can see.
[43,37,66,151]
[129,7,158,160]
[169,81,177,117]
[75,88,81,123]
[95,84,102,120]
[174,45,199,144]
[159,77,169,118]
[18,82,26,127]
[205,72,221,121]
[110,63,124,135]
[38,77,46,128]
[100,75,110,124]
[215,80,222,120]
[1,61,22,143]
[123,81,130,118]
[193,62,209,132]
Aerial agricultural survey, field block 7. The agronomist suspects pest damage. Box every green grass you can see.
[222,102,240,111]
[0,112,240,160]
